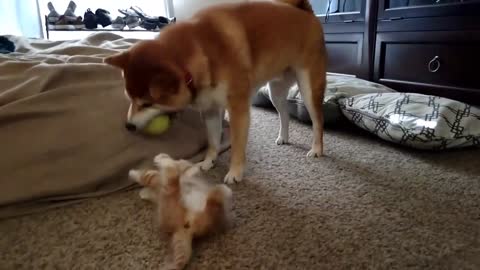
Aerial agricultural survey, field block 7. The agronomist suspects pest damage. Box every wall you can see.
[0,0,43,38]
[173,0,245,20]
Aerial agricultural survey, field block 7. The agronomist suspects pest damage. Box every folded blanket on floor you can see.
[0,33,230,219]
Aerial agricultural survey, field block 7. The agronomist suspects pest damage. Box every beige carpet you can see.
[1,107,479,270]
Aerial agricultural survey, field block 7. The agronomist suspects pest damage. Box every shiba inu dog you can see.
[105,0,327,184]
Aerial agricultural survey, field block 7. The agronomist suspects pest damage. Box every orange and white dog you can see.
[104,0,327,184]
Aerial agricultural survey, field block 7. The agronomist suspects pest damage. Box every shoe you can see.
[118,8,137,17]
[54,15,75,30]
[63,1,78,22]
[118,8,140,29]
[0,36,15,54]
[125,16,140,29]
[111,16,126,30]
[129,6,173,31]
[140,20,158,31]
[72,16,85,29]
[130,6,157,21]
[83,8,97,29]
[47,2,60,24]
[95,9,112,27]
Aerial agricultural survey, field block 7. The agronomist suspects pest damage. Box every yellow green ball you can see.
[143,115,171,135]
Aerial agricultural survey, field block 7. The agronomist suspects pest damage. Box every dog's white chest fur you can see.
[193,83,228,110]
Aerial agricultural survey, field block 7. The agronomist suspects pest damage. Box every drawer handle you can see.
[428,56,441,73]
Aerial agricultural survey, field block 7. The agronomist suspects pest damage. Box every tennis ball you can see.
[143,114,171,135]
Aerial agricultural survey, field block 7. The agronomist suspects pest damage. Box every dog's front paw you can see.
[307,146,323,158]
[224,169,243,184]
[275,136,288,145]
[197,158,216,171]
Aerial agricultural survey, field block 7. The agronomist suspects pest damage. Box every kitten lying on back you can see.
[129,153,233,270]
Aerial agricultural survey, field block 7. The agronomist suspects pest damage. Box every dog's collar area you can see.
[185,71,197,100]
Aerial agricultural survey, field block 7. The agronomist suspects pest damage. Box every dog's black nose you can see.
[125,123,136,132]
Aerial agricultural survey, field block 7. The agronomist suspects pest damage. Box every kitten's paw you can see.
[224,169,243,184]
[128,169,141,182]
[275,136,288,145]
[307,146,323,158]
[139,187,155,201]
[154,153,171,165]
[197,158,216,171]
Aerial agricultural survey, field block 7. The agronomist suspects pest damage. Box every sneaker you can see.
[54,15,75,30]
[111,16,126,30]
[158,16,170,25]
[47,2,60,24]
[130,6,156,21]
[125,16,140,29]
[63,1,78,22]
[95,9,112,27]
[130,6,173,31]
[139,19,158,31]
[118,8,137,17]
[118,8,140,29]
[83,8,97,29]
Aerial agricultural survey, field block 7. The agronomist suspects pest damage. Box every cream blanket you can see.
[0,33,229,219]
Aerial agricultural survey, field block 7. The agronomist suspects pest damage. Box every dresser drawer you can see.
[325,33,368,79]
[375,31,480,91]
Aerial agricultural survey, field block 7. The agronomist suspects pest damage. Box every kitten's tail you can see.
[169,229,193,270]
[276,0,314,14]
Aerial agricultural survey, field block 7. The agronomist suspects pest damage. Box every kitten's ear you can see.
[104,51,130,69]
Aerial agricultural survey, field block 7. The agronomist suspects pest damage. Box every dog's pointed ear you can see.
[104,51,130,69]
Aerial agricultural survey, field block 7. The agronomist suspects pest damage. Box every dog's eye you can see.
[141,103,153,108]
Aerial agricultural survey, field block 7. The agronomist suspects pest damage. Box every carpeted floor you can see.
[1,107,479,270]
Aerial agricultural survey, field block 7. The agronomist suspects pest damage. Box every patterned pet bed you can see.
[340,93,480,150]
[252,74,397,125]
[252,74,480,150]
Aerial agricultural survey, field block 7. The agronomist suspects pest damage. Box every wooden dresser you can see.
[313,0,480,105]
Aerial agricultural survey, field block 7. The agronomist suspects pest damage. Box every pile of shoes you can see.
[83,8,113,29]
[47,2,175,31]
[47,1,84,30]
[114,6,175,31]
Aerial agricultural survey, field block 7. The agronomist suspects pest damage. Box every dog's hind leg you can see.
[267,73,295,145]
[295,55,327,158]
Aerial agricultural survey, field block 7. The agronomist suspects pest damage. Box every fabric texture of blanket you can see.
[0,33,229,219]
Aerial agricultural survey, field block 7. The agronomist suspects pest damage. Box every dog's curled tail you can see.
[277,0,314,14]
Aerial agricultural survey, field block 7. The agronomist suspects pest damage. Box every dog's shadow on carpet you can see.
[191,178,339,266]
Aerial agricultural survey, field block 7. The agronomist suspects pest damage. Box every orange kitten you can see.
[129,154,233,269]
